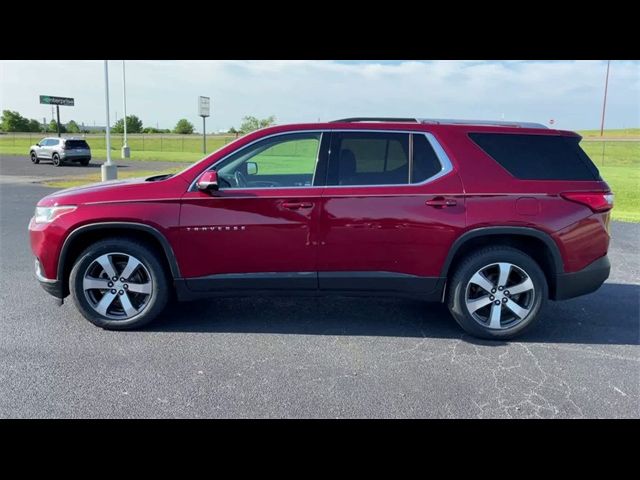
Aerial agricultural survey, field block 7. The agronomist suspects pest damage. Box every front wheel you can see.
[31,151,39,164]
[447,247,547,340]
[52,153,62,167]
[80,158,90,166]
[69,238,170,330]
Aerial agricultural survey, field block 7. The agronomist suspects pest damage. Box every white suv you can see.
[30,137,92,167]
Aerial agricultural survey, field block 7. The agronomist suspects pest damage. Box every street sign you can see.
[40,95,75,106]
[199,96,210,117]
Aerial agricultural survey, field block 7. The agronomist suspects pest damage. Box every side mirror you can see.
[246,161,258,175]
[36,143,40,147]
[196,170,219,192]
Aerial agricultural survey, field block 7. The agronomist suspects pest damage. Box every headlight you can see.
[34,206,77,224]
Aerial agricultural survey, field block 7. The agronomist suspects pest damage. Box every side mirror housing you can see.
[246,161,258,175]
[196,170,219,192]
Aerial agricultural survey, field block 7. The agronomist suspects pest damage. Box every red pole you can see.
[600,60,611,137]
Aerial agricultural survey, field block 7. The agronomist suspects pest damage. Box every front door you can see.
[40,139,54,159]
[179,131,329,292]
[317,130,466,295]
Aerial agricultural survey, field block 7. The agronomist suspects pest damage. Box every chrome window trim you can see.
[188,129,454,192]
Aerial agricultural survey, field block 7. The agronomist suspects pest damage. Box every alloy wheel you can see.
[82,252,153,320]
[464,262,535,330]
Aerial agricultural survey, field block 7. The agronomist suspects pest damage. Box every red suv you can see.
[29,118,613,339]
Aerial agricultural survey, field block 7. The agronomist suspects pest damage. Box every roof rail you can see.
[330,117,547,129]
[417,118,548,129]
[330,117,420,123]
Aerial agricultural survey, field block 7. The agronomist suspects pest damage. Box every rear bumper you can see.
[553,255,610,300]
[60,152,91,160]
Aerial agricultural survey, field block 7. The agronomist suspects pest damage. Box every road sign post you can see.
[40,95,74,138]
[121,60,130,159]
[199,96,211,154]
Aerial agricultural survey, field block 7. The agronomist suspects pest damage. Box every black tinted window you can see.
[469,133,600,181]
[329,132,409,186]
[412,134,442,182]
[66,140,89,149]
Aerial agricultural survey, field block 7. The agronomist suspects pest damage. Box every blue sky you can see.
[1,60,638,131]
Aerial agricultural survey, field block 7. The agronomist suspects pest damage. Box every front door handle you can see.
[425,197,457,208]
[282,202,314,210]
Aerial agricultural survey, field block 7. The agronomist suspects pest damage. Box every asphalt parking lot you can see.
[0,155,638,418]
[0,154,188,184]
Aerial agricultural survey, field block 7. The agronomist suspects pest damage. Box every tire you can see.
[69,238,170,330]
[30,151,39,164]
[52,153,62,167]
[447,246,547,340]
[80,158,90,166]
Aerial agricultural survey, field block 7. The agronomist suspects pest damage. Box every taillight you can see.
[561,192,614,213]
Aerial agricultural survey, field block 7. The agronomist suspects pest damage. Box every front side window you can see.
[214,132,321,189]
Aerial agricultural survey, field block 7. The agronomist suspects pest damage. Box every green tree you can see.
[239,115,276,134]
[174,118,194,134]
[112,115,143,134]
[0,110,31,132]
[228,126,238,134]
[66,120,81,133]
[28,119,43,132]
[48,120,66,134]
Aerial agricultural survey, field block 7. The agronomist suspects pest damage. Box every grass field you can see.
[3,131,637,222]
[577,128,640,138]
[0,132,236,154]
[44,169,184,189]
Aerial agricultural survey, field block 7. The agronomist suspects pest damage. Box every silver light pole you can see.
[101,60,117,181]
[121,60,130,158]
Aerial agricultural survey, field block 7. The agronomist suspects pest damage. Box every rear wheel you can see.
[52,153,62,167]
[30,151,39,164]
[80,158,90,166]
[447,247,547,340]
[69,238,170,330]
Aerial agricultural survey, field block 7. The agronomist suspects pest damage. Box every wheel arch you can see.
[441,227,564,299]
[58,222,181,297]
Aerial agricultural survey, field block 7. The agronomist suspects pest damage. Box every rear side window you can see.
[327,132,444,186]
[332,132,409,186]
[469,133,601,181]
[65,140,90,149]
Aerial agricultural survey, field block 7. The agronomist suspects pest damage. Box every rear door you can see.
[317,130,466,295]
[179,131,329,292]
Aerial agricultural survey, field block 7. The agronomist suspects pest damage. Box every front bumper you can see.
[35,258,64,304]
[553,255,611,300]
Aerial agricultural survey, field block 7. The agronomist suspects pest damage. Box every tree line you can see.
[0,110,276,135]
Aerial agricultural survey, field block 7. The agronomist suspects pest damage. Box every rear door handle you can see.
[282,202,314,210]
[425,197,457,208]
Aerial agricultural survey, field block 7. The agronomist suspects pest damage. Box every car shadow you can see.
[147,282,639,346]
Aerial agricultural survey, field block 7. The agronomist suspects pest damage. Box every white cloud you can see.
[1,60,638,130]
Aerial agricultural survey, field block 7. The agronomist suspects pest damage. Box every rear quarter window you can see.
[469,133,601,181]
